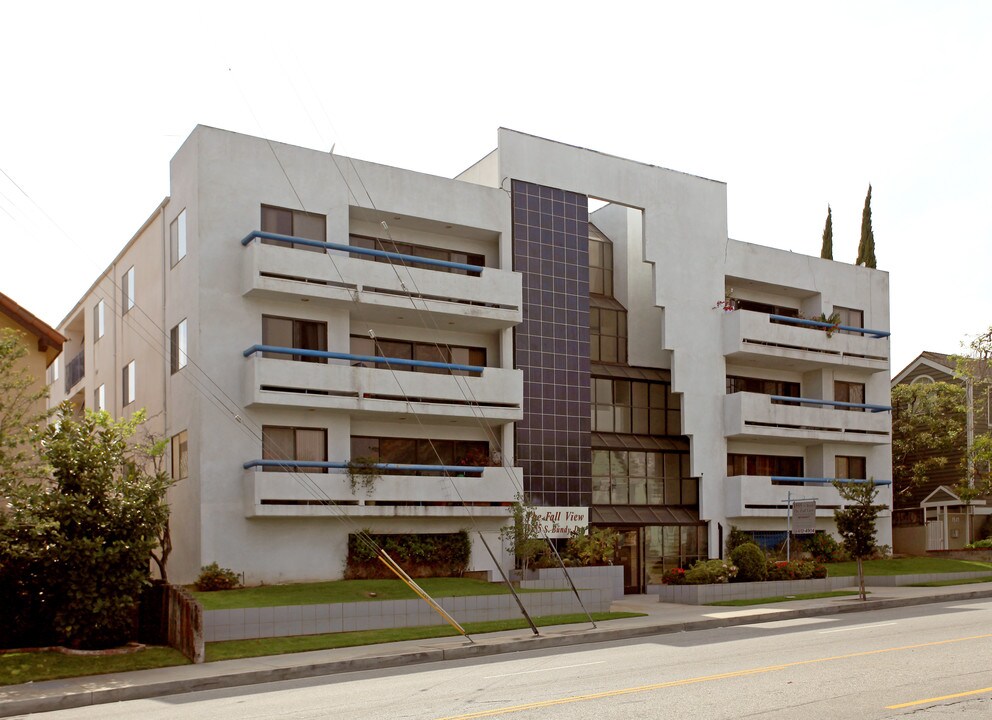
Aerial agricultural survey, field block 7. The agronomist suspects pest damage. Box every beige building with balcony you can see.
[48,126,892,588]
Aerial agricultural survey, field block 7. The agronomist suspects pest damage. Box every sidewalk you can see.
[3,583,992,718]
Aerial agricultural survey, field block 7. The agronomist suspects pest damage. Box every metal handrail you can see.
[768,313,890,339]
[768,395,892,413]
[243,459,485,473]
[243,344,485,374]
[770,476,892,486]
[240,230,485,273]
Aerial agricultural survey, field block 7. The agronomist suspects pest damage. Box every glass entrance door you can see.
[617,528,643,594]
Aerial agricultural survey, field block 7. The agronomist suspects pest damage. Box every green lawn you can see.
[0,647,188,686]
[206,612,644,662]
[825,557,992,577]
[706,591,860,607]
[191,577,543,611]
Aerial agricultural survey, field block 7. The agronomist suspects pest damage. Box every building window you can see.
[122,266,135,313]
[727,453,804,477]
[170,209,187,266]
[349,235,484,276]
[735,299,800,317]
[350,335,486,376]
[588,227,613,297]
[591,449,694,506]
[835,456,867,480]
[93,300,105,340]
[122,360,136,406]
[262,315,327,362]
[833,306,864,335]
[592,378,679,435]
[590,305,627,364]
[261,426,327,472]
[94,384,105,412]
[352,436,489,473]
[835,380,866,410]
[48,356,60,384]
[726,375,801,397]
[261,205,326,252]
[172,430,188,479]
[171,319,188,373]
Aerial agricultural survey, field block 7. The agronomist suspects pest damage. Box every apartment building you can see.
[48,126,892,589]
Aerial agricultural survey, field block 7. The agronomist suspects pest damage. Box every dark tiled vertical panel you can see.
[512,181,591,506]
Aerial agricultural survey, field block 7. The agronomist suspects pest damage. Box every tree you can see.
[832,480,882,601]
[820,205,833,259]
[856,184,877,268]
[891,382,966,498]
[953,327,992,503]
[0,328,50,491]
[0,404,174,648]
[499,495,547,572]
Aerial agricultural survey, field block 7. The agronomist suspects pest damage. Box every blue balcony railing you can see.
[770,476,892,486]
[768,314,890,339]
[241,231,485,274]
[243,345,485,374]
[769,395,892,413]
[243,459,485,474]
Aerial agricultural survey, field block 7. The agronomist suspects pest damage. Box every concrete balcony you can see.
[723,310,889,373]
[724,392,890,445]
[243,350,522,423]
[725,475,893,518]
[242,463,519,518]
[241,233,521,331]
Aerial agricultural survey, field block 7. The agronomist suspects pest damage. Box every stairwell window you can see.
[93,300,104,340]
[262,426,327,473]
[171,319,188,373]
[94,384,105,412]
[170,209,187,266]
[172,430,189,479]
[122,267,135,313]
[122,360,136,406]
[261,205,326,252]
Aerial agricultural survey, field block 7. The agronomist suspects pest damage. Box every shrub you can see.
[196,562,241,591]
[766,560,815,581]
[730,542,768,582]
[346,530,472,579]
[684,559,738,585]
[661,567,687,585]
[812,563,828,579]
[725,526,754,556]
[564,527,621,566]
[965,538,992,549]
[802,532,847,563]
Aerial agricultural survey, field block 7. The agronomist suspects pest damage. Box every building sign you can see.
[533,507,589,539]
[793,500,817,535]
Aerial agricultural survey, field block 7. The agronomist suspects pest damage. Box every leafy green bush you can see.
[725,526,754,556]
[767,560,815,581]
[195,562,242,591]
[660,567,687,585]
[564,527,621,566]
[346,530,472,578]
[685,559,738,584]
[802,532,848,562]
[730,542,768,582]
[965,538,992,549]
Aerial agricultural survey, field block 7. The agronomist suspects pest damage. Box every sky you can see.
[1,1,989,374]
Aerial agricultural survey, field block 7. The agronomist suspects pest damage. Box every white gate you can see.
[926,520,944,551]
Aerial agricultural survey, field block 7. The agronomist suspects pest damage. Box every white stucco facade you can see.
[49,126,891,585]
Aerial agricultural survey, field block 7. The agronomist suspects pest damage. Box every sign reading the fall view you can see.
[533,507,589,539]
[793,500,817,535]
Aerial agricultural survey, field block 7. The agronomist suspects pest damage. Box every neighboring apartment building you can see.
[48,126,892,589]
[891,352,991,552]
[1,290,63,419]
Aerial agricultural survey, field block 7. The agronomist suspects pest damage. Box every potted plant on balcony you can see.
[347,456,381,495]
[813,311,842,337]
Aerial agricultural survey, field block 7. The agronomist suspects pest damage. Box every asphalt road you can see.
[23,599,992,719]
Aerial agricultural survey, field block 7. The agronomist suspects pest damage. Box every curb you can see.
[3,588,992,718]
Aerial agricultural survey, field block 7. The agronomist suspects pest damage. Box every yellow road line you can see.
[886,686,992,709]
[436,633,992,720]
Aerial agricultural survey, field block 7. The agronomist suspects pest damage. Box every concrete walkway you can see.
[3,583,992,718]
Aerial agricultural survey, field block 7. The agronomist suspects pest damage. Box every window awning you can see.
[591,432,690,452]
[591,505,703,525]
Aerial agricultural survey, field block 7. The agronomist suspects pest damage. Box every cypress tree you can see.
[856,184,877,268]
[820,205,833,259]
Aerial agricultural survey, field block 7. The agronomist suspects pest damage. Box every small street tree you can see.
[820,205,833,259]
[856,184,877,268]
[891,382,966,498]
[832,480,882,601]
[0,403,174,648]
[500,495,547,572]
[0,328,50,490]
